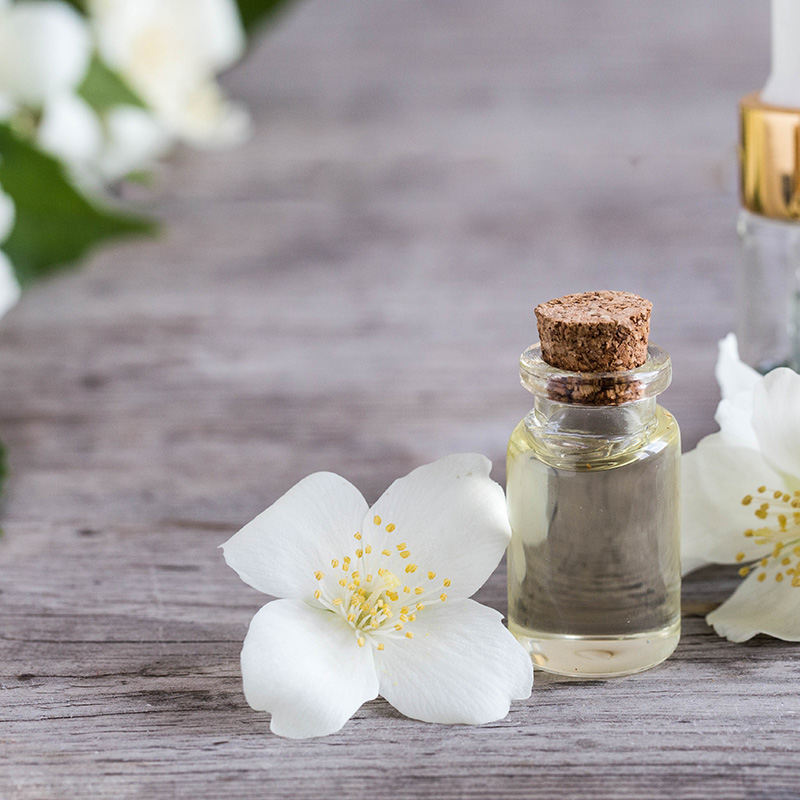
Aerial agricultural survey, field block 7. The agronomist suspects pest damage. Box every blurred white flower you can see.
[88,0,250,148]
[0,1,91,108]
[0,185,21,319]
[36,92,103,174]
[98,105,170,181]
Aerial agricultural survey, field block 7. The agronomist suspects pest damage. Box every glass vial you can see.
[736,210,800,373]
[506,342,681,678]
[738,92,800,373]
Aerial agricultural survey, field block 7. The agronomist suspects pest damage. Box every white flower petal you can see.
[752,368,800,479]
[375,599,532,725]
[173,83,251,149]
[241,599,379,738]
[221,472,369,599]
[193,0,246,71]
[0,186,15,243]
[0,91,13,120]
[706,560,800,642]
[37,93,103,170]
[716,333,760,400]
[0,1,91,105]
[715,390,758,450]
[365,454,511,599]
[0,250,20,319]
[681,434,786,573]
[99,105,171,181]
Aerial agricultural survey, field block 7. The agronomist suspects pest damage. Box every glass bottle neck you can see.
[517,343,671,464]
[531,395,658,436]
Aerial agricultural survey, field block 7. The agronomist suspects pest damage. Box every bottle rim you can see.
[519,343,672,406]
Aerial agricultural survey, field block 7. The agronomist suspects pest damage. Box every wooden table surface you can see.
[3,1,798,798]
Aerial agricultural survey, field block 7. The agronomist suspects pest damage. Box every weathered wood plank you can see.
[3,1,798,798]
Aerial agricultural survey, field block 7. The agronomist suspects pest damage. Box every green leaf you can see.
[77,55,145,113]
[0,126,157,287]
[236,0,299,35]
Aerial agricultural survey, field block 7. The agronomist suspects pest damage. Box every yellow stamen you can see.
[776,573,784,583]
[385,523,396,533]
[333,598,343,605]
[373,515,382,525]
[405,564,418,573]
[738,567,750,577]
[381,549,392,557]
[399,550,411,559]
[415,587,424,595]
[405,632,414,639]
[440,593,448,601]
[365,545,372,554]
[736,552,745,562]
[314,589,321,599]
[331,559,339,568]
[758,573,767,582]
[443,578,451,588]
[357,637,365,647]
[742,495,753,506]
[377,643,385,651]
[428,571,436,580]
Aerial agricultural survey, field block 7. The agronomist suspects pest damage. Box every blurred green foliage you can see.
[235,0,299,34]
[78,56,145,113]
[0,126,156,287]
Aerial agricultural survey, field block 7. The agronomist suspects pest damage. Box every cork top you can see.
[534,290,652,373]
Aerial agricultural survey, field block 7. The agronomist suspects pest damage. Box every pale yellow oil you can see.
[506,406,681,678]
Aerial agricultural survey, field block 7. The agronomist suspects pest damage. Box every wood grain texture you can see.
[2,1,799,798]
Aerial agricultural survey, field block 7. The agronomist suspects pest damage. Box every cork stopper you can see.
[535,291,652,373]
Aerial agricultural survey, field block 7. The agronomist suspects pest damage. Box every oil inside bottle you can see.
[506,404,681,677]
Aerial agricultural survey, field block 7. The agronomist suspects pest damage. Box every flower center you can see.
[310,516,451,649]
[736,486,800,586]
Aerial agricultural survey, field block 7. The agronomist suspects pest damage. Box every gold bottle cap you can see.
[740,91,800,220]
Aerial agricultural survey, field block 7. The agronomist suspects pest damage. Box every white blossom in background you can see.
[36,92,103,175]
[682,335,800,642]
[0,0,101,178]
[0,185,21,319]
[0,0,91,112]
[223,454,533,739]
[97,105,170,182]
[88,0,250,149]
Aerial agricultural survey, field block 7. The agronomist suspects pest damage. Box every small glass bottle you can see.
[507,293,681,678]
[737,93,800,373]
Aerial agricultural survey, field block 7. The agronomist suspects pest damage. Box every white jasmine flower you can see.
[88,0,250,148]
[36,92,103,175]
[222,453,533,739]
[0,1,91,108]
[682,334,800,642]
[0,185,20,318]
[97,105,170,181]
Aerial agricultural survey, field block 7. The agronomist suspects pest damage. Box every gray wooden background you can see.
[3,1,798,798]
